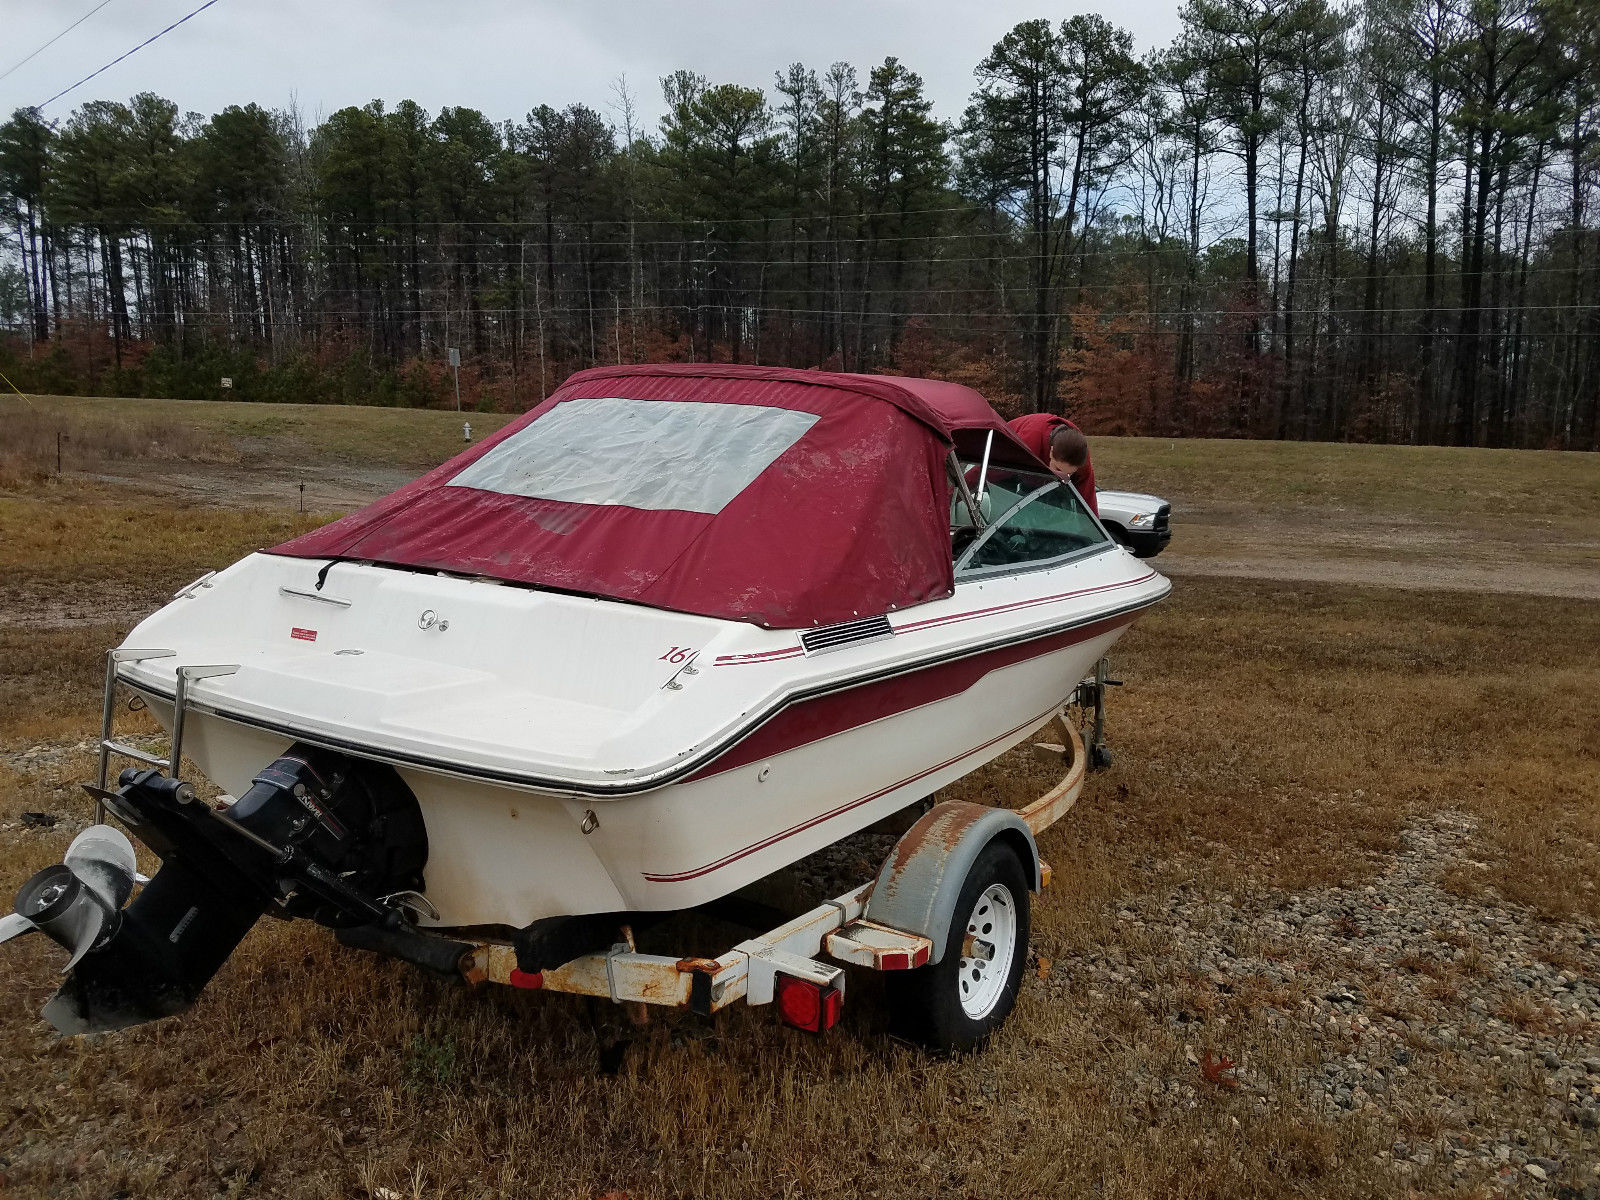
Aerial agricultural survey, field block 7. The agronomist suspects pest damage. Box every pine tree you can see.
[0,107,54,344]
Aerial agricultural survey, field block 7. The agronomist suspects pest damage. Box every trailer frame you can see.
[459,708,1088,1025]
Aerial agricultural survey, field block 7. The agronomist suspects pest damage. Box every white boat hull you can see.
[120,545,1167,932]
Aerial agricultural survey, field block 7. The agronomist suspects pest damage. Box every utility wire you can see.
[0,0,118,88]
[37,0,222,110]
[123,303,1600,318]
[293,262,1600,301]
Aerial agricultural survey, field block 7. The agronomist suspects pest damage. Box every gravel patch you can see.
[3,736,111,775]
[1051,810,1600,1194]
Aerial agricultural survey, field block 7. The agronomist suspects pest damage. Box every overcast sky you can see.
[1,0,1186,134]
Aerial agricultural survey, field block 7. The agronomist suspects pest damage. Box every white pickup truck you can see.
[1096,490,1172,558]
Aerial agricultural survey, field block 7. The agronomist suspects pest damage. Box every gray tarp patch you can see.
[447,396,820,514]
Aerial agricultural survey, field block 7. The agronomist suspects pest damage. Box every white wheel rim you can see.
[958,882,1017,1020]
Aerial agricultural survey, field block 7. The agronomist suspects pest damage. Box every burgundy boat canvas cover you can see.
[271,365,1026,628]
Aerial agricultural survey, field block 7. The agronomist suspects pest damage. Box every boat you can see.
[5,364,1170,1034]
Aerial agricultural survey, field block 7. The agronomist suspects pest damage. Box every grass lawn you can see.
[1,579,1595,1198]
[2,393,517,476]
[1092,434,1600,520]
[8,392,1600,521]
[0,394,1597,1198]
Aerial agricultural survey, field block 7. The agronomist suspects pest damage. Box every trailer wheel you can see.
[886,839,1030,1053]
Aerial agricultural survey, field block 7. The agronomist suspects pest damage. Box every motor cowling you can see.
[229,744,428,925]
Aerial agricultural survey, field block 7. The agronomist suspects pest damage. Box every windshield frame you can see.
[954,473,1114,580]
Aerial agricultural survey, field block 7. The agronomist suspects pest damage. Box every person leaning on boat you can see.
[1007,410,1118,774]
[1007,413,1098,515]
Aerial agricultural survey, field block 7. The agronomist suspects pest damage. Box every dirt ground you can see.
[185,463,1600,603]
[97,463,1600,610]
[1159,503,1600,600]
[8,392,1598,602]
[73,429,1600,606]
[1,396,1598,1199]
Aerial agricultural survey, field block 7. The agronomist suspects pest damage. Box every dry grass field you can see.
[1,394,1598,1199]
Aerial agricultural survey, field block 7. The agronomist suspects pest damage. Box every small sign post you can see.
[448,348,461,411]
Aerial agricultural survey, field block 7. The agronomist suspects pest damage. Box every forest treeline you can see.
[1,0,1597,448]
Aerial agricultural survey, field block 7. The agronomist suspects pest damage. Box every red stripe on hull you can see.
[712,570,1158,665]
[687,610,1136,784]
[894,571,1158,635]
[716,647,804,665]
[642,704,1060,883]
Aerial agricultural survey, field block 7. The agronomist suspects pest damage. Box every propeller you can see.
[1,825,138,970]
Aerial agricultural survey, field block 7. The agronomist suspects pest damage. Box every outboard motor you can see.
[2,744,428,1034]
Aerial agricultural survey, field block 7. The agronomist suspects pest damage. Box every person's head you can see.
[1046,424,1088,480]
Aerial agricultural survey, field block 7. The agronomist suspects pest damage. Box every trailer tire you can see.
[885,839,1030,1053]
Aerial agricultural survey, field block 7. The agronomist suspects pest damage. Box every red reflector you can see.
[507,968,543,990]
[775,974,842,1033]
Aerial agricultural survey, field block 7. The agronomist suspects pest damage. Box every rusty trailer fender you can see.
[861,719,1083,964]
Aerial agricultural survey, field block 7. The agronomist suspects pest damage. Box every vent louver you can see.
[800,614,894,656]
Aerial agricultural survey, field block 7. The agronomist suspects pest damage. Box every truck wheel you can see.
[886,840,1030,1054]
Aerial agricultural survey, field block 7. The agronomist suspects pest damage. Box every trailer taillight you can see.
[508,968,544,989]
[775,974,842,1033]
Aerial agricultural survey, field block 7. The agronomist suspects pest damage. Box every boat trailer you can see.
[459,709,1085,1034]
[435,672,1110,1050]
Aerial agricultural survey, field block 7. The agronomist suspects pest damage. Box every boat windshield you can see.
[954,464,1108,575]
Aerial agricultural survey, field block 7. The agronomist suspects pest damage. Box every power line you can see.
[57,222,1600,274]
[126,303,1600,319]
[20,309,1595,340]
[268,261,1600,302]
[0,0,118,88]
[37,0,223,111]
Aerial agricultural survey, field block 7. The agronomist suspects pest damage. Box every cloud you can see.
[2,0,1183,132]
